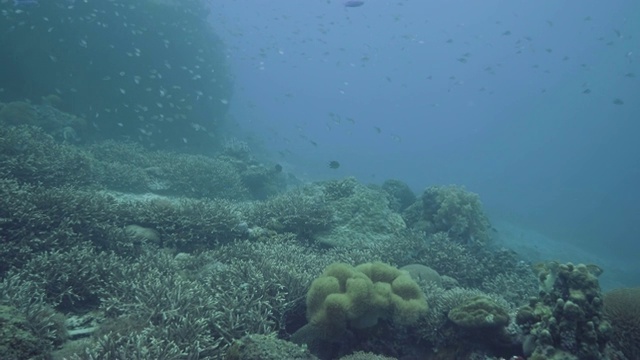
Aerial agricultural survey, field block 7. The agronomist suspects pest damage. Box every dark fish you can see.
[582,89,591,94]
[344,0,364,7]
[274,164,283,173]
[328,160,340,169]
[612,98,624,105]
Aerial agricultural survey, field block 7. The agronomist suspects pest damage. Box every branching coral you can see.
[249,188,334,240]
[0,125,94,187]
[404,185,491,246]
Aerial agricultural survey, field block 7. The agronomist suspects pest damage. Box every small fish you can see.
[344,1,364,7]
[582,89,591,94]
[612,98,624,105]
[328,160,340,169]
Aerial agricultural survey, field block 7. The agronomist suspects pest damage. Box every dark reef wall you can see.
[0,0,231,151]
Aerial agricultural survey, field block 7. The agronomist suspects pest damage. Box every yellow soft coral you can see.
[305,262,428,339]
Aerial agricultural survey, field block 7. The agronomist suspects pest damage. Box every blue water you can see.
[210,0,640,279]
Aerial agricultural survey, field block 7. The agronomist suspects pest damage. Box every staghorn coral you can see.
[0,179,132,274]
[0,177,251,275]
[126,197,248,252]
[0,275,70,357]
[0,125,94,187]
[249,187,334,240]
[9,247,290,359]
[339,351,397,360]
[89,140,250,200]
[0,305,47,360]
[8,245,125,312]
[227,334,317,360]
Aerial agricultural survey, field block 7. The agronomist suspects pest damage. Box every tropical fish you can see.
[344,0,364,7]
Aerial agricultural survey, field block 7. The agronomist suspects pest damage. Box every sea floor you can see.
[493,219,639,291]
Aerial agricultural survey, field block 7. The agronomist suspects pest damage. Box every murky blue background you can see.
[210,0,640,274]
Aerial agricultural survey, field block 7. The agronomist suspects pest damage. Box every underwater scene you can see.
[0,0,639,359]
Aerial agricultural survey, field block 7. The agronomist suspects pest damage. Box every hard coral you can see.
[0,101,38,126]
[406,185,491,246]
[227,334,317,360]
[381,179,416,213]
[518,262,610,360]
[448,295,510,329]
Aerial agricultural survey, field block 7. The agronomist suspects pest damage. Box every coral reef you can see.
[0,120,625,360]
[0,101,39,126]
[90,141,250,200]
[448,295,510,330]
[315,178,407,248]
[403,185,492,246]
[300,262,428,341]
[417,285,515,354]
[412,232,537,293]
[0,305,48,360]
[400,264,442,286]
[517,262,611,360]
[227,334,317,360]
[0,122,253,199]
[0,125,94,187]
[249,187,334,240]
[339,351,398,360]
[380,179,416,213]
